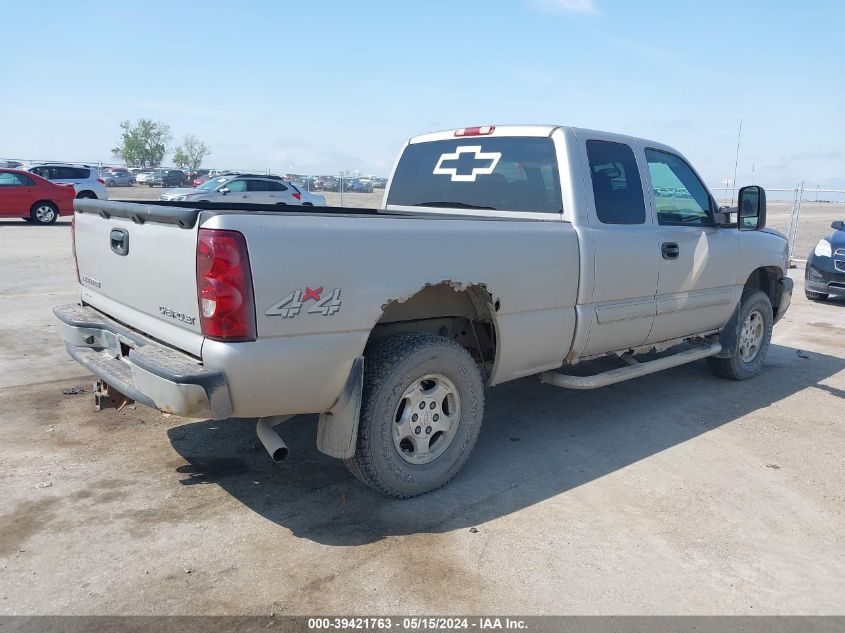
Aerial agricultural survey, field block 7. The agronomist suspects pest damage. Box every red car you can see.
[0,168,75,224]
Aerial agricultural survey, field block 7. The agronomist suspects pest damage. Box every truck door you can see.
[579,137,660,356]
[642,148,739,344]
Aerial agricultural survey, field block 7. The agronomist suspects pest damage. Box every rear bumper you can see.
[53,304,232,420]
[774,276,794,324]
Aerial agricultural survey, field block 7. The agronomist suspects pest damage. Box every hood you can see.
[828,226,845,248]
[761,227,787,240]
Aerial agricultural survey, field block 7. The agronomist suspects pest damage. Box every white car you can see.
[160,175,307,205]
[134,171,154,185]
[288,182,326,206]
[27,164,108,200]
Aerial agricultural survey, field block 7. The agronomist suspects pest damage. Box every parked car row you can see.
[160,173,327,206]
[297,176,385,192]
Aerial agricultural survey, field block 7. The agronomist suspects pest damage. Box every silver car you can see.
[160,175,306,205]
[101,171,135,187]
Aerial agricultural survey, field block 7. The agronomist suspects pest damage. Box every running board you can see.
[540,343,722,390]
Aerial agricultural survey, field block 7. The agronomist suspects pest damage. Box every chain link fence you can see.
[712,185,845,266]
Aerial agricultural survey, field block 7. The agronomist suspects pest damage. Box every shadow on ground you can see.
[168,343,844,546]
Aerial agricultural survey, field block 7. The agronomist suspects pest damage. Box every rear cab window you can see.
[586,140,647,224]
[386,136,562,214]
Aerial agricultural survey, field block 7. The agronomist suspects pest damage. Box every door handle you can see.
[241,194,249,199]
[661,242,680,260]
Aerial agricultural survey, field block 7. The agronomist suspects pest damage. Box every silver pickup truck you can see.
[55,125,793,498]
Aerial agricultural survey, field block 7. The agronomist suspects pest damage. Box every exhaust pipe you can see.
[256,416,291,462]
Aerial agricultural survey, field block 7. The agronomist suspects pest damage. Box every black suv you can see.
[147,169,188,187]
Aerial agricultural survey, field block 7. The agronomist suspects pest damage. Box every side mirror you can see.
[737,185,766,231]
[219,187,230,195]
[832,220,844,231]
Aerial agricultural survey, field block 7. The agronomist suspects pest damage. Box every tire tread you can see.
[344,332,483,498]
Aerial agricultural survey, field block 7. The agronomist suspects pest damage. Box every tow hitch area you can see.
[94,380,135,412]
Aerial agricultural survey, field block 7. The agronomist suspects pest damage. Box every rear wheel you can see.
[344,333,485,498]
[707,289,773,380]
[30,202,58,225]
[805,289,829,301]
[76,191,96,199]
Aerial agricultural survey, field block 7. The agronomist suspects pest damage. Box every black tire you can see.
[344,333,485,498]
[805,289,829,301]
[30,201,58,225]
[707,289,773,380]
[76,191,97,199]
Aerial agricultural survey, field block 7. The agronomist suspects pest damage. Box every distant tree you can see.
[111,119,171,167]
[173,135,211,173]
[172,147,190,170]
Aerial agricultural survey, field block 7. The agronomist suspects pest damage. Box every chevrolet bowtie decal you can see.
[433,145,502,182]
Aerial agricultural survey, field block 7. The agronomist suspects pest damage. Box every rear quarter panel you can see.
[200,212,580,417]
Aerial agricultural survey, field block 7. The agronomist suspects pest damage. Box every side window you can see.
[226,179,247,192]
[267,181,288,192]
[586,140,647,224]
[31,167,50,179]
[645,149,713,226]
[0,172,24,186]
[247,180,269,192]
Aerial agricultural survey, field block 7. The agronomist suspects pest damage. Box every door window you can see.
[246,180,269,192]
[586,140,647,224]
[266,180,288,192]
[645,149,713,226]
[0,172,33,186]
[226,179,247,192]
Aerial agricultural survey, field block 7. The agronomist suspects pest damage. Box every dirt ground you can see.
[0,206,843,615]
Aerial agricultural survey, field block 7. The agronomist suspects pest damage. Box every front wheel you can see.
[805,289,828,301]
[344,333,485,498]
[30,202,58,224]
[707,289,773,380]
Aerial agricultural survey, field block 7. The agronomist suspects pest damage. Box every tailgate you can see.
[73,200,205,357]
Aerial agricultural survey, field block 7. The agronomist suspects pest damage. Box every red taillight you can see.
[97,178,105,185]
[292,192,301,200]
[455,126,495,137]
[71,213,80,282]
[196,229,256,341]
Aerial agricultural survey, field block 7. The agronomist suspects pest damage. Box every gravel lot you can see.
[0,201,843,615]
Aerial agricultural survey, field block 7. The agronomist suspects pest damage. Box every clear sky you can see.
[1,0,843,189]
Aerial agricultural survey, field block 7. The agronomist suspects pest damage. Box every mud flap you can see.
[316,356,364,459]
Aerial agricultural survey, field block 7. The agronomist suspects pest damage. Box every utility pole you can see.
[731,118,743,205]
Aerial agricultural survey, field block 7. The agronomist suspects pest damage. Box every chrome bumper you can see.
[53,304,232,420]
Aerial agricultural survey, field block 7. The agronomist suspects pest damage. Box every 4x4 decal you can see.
[265,287,342,318]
